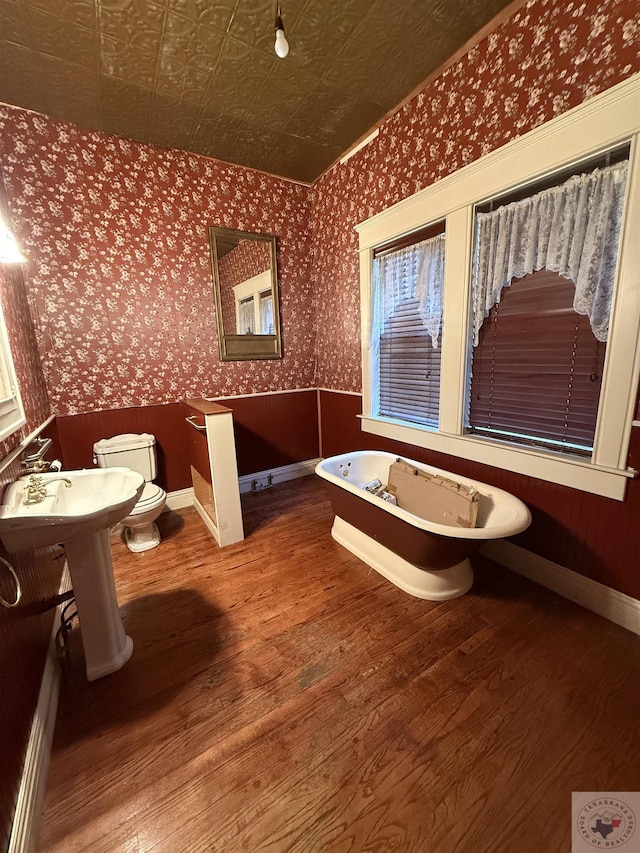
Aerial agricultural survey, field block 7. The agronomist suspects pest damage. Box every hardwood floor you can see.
[38,476,640,852]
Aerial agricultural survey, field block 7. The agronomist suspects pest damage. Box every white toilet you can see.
[93,433,167,553]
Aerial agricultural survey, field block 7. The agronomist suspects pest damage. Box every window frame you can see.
[357,75,640,501]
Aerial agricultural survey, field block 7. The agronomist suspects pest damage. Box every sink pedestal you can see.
[64,529,133,681]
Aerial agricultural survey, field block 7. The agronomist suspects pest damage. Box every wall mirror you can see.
[209,227,282,361]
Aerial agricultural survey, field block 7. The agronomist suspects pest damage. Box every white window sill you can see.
[360,415,636,501]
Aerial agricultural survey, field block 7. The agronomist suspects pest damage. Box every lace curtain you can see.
[260,292,274,334]
[238,296,254,334]
[373,233,446,348]
[472,160,628,346]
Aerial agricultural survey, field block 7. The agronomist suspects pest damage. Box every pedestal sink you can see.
[0,468,144,680]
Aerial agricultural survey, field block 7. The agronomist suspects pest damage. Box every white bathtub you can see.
[315,450,531,600]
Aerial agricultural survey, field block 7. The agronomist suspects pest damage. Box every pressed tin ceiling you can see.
[0,0,518,183]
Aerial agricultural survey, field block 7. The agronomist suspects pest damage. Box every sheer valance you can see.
[373,233,445,348]
[472,160,628,346]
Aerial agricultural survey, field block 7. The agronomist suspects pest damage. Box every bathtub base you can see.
[332,516,474,601]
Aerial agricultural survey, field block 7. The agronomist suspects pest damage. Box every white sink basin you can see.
[0,466,145,681]
[0,467,144,553]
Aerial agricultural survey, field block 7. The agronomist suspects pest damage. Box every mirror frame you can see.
[209,226,282,361]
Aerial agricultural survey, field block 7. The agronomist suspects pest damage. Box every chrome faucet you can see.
[23,475,73,505]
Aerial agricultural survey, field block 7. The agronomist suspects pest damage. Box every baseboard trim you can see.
[164,462,320,507]
[164,487,194,511]
[482,539,640,637]
[8,566,69,853]
[238,458,321,494]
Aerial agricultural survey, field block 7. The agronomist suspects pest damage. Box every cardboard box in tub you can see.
[386,458,479,529]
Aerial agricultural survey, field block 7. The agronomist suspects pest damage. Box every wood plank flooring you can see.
[38,476,640,852]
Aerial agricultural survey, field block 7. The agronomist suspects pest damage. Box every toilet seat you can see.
[129,482,166,515]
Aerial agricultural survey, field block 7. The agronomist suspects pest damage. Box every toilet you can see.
[93,433,167,553]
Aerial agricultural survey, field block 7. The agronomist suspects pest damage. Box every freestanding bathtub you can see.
[315,451,531,600]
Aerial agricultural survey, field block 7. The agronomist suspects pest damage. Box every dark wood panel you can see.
[319,390,363,458]
[211,391,319,476]
[57,394,319,493]
[38,477,640,852]
[56,404,192,493]
[182,403,211,485]
[0,419,67,852]
[318,390,640,601]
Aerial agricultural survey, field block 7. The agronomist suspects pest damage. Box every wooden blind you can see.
[379,297,441,426]
[468,269,606,453]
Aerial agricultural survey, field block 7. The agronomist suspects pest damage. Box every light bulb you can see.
[274,26,289,58]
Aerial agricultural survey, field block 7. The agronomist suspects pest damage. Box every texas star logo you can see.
[577,798,636,847]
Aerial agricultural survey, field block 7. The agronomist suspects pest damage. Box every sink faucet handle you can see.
[24,475,48,504]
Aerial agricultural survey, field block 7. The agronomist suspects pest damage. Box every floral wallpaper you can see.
[0,0,637,418]
[310,0,640,391]
[0,115,314,416]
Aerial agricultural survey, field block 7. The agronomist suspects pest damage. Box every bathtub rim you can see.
[315,450,531,541]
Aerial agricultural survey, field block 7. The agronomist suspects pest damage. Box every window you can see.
[373,230,445,427]
[233,270,274,334]
[358,76,640,500]
[466,155,628,456]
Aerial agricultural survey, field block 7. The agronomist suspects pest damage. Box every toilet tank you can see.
[93,433,157,482]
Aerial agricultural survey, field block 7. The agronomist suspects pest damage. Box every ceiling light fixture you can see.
[274,3,289,59]
[0,217,26,264]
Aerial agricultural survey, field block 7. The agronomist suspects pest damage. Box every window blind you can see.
[379,297,442,426]
[374,229,445,427]
[468,269,606,452]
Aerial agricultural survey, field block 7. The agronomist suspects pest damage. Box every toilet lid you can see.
[131,482,165,511]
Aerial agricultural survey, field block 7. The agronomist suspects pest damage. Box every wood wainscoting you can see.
[56,390,321,495]
[56,404,192,494]
[38,476,640,852]
[211,389,320,476]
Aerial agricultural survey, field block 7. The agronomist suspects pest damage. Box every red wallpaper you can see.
[0,114,314,416]
[218,239,271,290]
[310,0,640,391]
